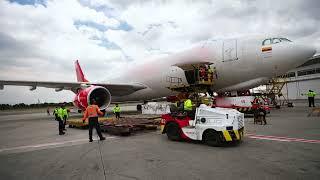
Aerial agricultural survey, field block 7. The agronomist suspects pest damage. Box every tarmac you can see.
[0,102,319,180]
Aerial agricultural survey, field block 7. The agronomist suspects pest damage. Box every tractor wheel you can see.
[166,123,181,141]
[203,130,222,147]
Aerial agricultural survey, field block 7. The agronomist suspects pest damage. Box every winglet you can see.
[75,60,89,82]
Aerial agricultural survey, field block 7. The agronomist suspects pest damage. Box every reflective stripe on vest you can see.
[113,106,121,113]
[307,92,316,97]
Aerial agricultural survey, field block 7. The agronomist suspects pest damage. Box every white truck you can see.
[161,104,245,146]
[214,96,270,114]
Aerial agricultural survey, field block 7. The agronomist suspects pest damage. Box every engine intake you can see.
[73,86,111,110]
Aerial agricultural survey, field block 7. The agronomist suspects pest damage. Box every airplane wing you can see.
[0,80,147,96]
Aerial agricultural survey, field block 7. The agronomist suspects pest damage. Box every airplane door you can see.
[222,39,238,62]
[162,66,188,89]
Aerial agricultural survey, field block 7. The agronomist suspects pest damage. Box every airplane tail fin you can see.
[75,60,89,82]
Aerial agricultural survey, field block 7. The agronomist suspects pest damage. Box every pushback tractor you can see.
[160,104,244,146]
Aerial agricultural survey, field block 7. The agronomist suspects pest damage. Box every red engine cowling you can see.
[73,86,111,110]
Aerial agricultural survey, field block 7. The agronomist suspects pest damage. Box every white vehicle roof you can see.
[198,104,242,116]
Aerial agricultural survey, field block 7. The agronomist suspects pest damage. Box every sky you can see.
[0,0,319,104]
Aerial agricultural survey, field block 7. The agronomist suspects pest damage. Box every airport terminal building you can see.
[281,55,320,100]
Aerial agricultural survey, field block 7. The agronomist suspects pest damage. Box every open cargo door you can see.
[166,62,216,93]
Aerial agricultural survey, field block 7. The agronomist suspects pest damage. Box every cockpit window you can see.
[272,38,281,44]
[262,39,272,46]
[262,37,292,46]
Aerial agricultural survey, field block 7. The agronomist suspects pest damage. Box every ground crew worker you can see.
[208,66,213,83]
[199,66,206,82]
[252,97,267,125]
[56,105,65,135]
[177,100,184,112]
[113,104,121,120]
[53,107,58,120]
[82,99,106,142]
[62,105,69,130]
[47,107,50,116]
[184,96,195,119]
[303,90,317,107]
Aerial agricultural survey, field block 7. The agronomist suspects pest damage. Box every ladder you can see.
[266,77,290,106]
[266,77,287,95]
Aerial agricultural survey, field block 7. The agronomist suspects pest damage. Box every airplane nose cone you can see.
[296,44,316,60]
[270,42,316,74]
[303,44,316,58]
[288,43,317,67]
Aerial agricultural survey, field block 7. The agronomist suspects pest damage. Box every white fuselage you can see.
[111,36,315,102]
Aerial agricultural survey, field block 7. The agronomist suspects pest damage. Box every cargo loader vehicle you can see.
[160,104,244,146]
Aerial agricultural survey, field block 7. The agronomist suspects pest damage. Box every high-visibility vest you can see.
[62,108,69,117]
[53,108,58,115]
[307,91,317,97]
[86,105,100,117]
[113,106,121,113]
[184,99,193,111]
[57,108,64,119]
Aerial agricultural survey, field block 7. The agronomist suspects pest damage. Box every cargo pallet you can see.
[67,117,113,129]
[66,117,160,136]
[100,117,160,136]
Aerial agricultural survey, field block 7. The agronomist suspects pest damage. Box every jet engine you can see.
[73,86,111,110]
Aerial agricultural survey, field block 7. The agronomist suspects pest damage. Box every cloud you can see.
[0,0,320,104]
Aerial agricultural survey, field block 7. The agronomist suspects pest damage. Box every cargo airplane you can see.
[0,36,316,110]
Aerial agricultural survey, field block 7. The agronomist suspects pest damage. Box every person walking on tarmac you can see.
[82,99,106,142]
[252,97,267,125]
[184,95,195,119]
[113,104,121,120]
[62,104,69,130]
[303,90,317,107]
[47,107,50,116]
[53,107,58,120]
[207,66,214,83]
[56,105,65,135]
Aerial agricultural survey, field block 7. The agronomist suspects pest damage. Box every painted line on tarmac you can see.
[0,137,116,154]
[246,133,320,144]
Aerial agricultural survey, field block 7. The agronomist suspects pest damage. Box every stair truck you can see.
[160,104,244,146]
